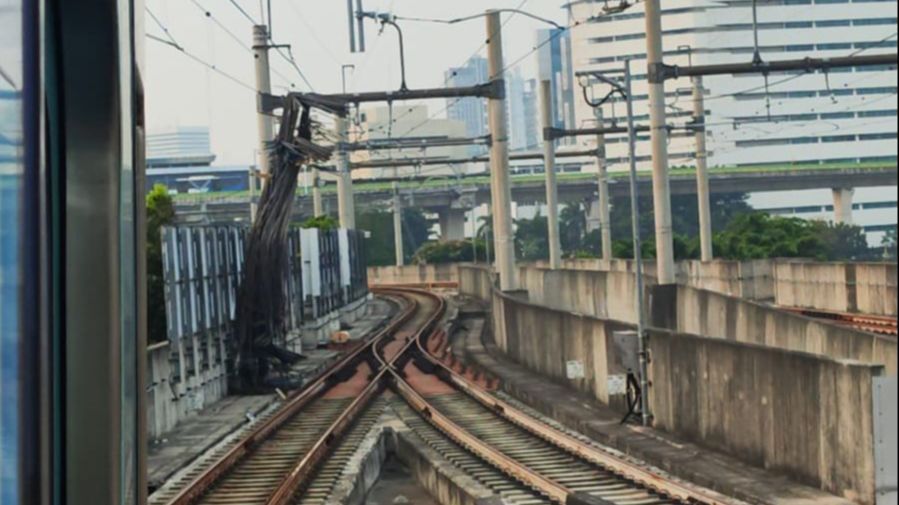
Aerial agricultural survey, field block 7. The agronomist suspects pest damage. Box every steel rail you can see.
[416,335,737,505]
[265,288,448,505]
[389,368,571,504]
[165,293,419,505]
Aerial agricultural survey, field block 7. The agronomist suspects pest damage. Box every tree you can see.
[300,215,339,230]
[714,213,874,261]
[559,203,587,255]
[356,207,432,266]
[147,184,175,344]
[883,228,898,260]
[412,239,488,264]
[514,214,550,261]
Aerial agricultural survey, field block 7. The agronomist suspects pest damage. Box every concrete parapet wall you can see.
[518,266,645,326]
[491,288,632,406]
[458,266,495,301]
[368,264,461,285]
[649,330,884,504]
[459,264,888,502]
[672,284,898,375]
[774,261,898,316]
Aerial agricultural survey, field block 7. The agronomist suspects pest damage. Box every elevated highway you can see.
[173,164,898,221]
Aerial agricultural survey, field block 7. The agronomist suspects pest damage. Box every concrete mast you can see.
[692,76,714,261]
[253,25,274,189]
[312,168,324,218]
[541,80,563,269]
[336,117,356,229]
[486,10,518,290]
[644,0,677,284]
[393,182,405,267]
[594,108,613,261]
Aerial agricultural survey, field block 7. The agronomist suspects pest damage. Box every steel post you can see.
[625,61,652,428]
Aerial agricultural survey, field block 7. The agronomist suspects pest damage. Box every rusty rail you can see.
[265,287,448,505]
[166,291,419,505]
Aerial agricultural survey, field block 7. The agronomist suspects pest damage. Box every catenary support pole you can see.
[692,76,714,261]
[644,0,677,284]
[486,10,518,290]
[253,25,274,187]
[541,80,563,269]
[336,117,356,229]
[594,108,613,261]
[312,168,324,217]
[393,182,405,266]
[624,60,652,428]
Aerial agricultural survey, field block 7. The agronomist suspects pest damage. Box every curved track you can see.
[158,287,737,505]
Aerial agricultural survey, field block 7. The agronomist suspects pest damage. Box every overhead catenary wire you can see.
[225,0,316,91]
[187,0,299,89]
[145,9,257,93]
[357,0,531,139]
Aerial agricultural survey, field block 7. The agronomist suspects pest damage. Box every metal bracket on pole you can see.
[656,53,898,81]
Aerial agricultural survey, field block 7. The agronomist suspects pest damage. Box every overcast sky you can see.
[145,0,570,165]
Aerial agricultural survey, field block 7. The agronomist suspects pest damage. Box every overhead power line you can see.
[146,32,256,92]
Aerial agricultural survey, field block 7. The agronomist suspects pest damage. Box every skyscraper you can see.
[538,28,578,145]
[445,57,490,148]
[446,57,540,152]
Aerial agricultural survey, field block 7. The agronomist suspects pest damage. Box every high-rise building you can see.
[566,0,898,169]
[446,57,540,152]
[147,126,215,167]
[445,57,490,146]
[538,28,579,145]
[523,79,542,151]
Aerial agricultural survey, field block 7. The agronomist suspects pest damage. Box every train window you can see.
[0,0,23,502]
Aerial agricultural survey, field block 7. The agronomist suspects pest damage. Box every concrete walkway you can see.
[451,296,854,505]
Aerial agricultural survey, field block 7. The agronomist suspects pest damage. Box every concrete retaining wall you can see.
[672,284,898,375]
[649,329,884,504]
[368,264,461,285]
[774,261,898,316]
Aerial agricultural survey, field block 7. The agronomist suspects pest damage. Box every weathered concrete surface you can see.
[450,303,852,505]
[368,264,461,285]
[774,261,898,317]
[463,265,898,376]
[362,456,441,505]
[147,395,276,490]
[649,329,885,504]
[670,284,898,375]
[392,422,506,505]
[458,266,887,504]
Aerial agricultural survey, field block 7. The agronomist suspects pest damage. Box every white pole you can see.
[336,117,356,229]
[253,25,274,188]
[594,108,613,261]
[486,10,519,291]
[540,80,563,269]
[644,0,677,284]
[393,182,405,267]
[693,76,714,261]
[312,168,324,218]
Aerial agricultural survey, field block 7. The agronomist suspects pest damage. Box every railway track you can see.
[156,287,738,505]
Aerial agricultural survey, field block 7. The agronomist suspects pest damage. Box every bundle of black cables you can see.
[231,98,330,393]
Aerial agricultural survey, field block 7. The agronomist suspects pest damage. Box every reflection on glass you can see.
[0,0,23,503]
